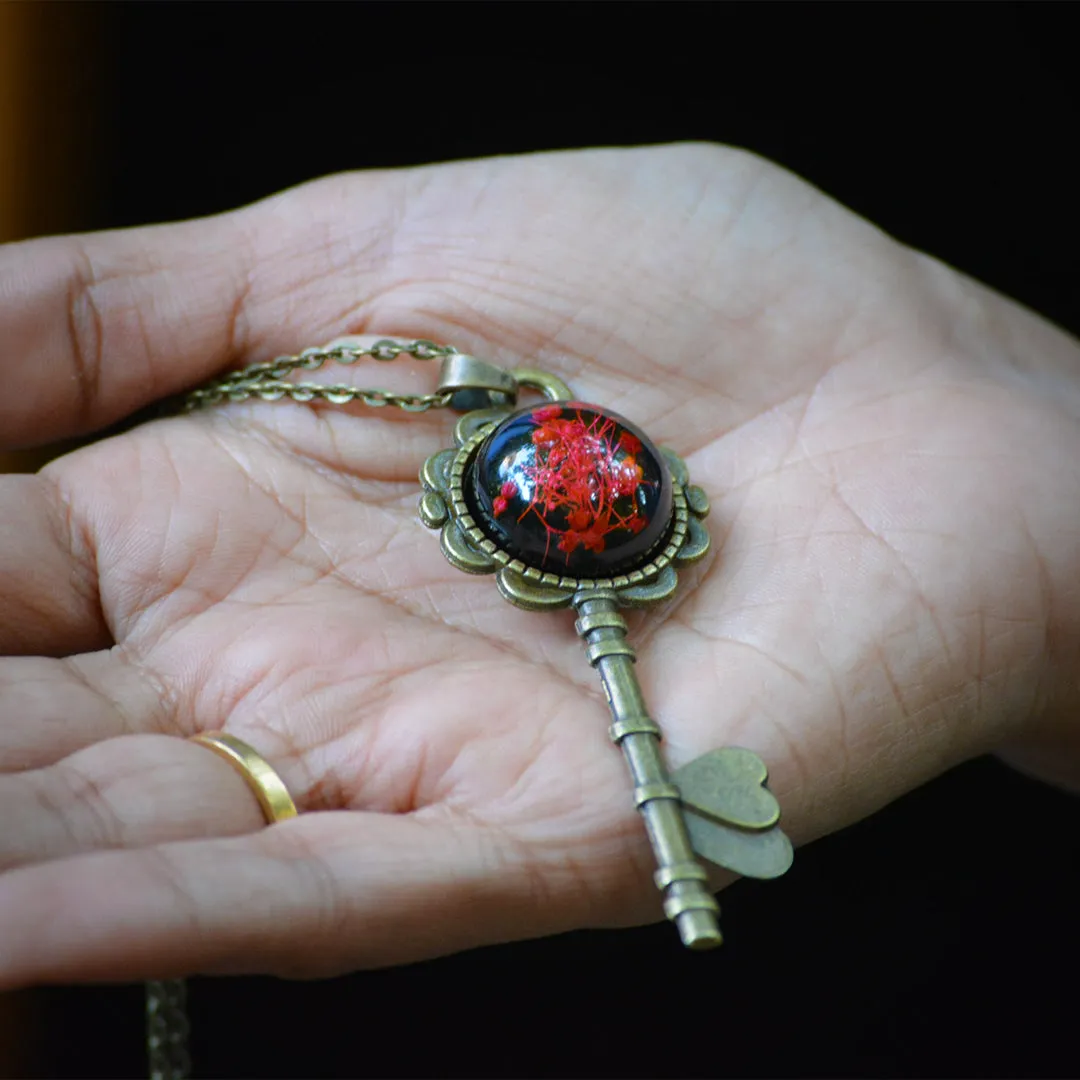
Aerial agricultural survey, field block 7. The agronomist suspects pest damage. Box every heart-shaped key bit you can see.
[681,811,794,880]
[672,747,782,830]
[672,747,793,880]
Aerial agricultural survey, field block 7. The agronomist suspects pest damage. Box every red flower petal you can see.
[558,531,583,553]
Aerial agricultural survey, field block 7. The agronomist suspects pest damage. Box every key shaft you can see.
[574,589,721,949]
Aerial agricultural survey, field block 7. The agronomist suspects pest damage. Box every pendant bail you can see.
[437,356,574,411]
[437,354,520,411]
[508,367,573,403]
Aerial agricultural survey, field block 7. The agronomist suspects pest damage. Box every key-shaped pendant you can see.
[419,357,793,948]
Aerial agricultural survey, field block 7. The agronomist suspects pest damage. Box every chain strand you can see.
[150,338,456,1080]
[182,338,457,413]
[146,979,191,1080]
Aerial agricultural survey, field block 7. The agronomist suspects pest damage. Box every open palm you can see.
[3,144,1079,986]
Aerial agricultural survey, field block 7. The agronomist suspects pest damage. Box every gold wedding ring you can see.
[189,732,298,824]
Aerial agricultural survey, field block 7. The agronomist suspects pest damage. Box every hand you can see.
[2,144,1079,986]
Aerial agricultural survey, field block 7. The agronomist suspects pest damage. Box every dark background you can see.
[9,2,1080,1077]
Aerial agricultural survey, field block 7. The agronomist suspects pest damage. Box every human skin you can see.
[0,143,1078,986]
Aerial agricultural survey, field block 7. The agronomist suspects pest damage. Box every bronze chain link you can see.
[182,338,458,413]
[147,338,458,1079]
[146,980,191,1080]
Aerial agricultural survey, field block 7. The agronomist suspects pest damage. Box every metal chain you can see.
[145,338,457,1080]
[182,338,457,413]
[146,979,191,1080]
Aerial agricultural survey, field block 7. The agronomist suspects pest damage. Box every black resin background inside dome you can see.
[467,402,673,577]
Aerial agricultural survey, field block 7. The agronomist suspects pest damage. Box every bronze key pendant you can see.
[420,356,794,949]
[158,341,797,1077]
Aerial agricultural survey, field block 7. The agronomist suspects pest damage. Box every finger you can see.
[0,734,266,871]
[0,473,108,656]
[0,809,595,988]
[1,146,799,451]
[0,213,254,448]
[0,651,166,771]
[0,166,464,450]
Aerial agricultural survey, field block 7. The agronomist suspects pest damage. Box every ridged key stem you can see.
[573,588,721,949]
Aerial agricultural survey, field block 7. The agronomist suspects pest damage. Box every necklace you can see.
[145,339,793,1079]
